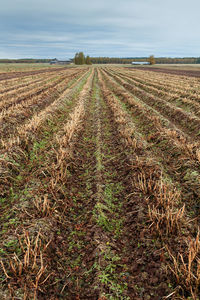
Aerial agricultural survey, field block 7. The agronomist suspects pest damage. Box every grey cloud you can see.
[0,0,200,58]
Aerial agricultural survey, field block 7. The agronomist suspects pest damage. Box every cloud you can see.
[0,0,200,58]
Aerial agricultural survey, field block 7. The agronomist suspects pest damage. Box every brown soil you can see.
[132,67,200,78]
[0,67,77,81]
[1,67,199,299]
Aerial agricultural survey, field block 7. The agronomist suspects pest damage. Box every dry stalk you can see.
[136,171,156,195]
[0,230,52,299]
[154,180,181,209]
[148,176,184,235]
[148,204,185,235]
[33,194,52,216]
[132,165,185,236]
[167,231,200,297]
[196,149,200,163]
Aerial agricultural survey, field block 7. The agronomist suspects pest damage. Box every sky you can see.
[0,0,199,59]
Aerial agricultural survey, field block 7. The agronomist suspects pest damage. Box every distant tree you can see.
[79,52,85,64]
[85,55,92,65]
[74,53,79,65]
[74,52,85,65]
[149,55,156,65]
[196,57,200,64]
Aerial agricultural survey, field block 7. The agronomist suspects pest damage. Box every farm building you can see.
[131,61,149,65]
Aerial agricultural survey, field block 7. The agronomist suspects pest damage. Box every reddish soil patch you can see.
[131,67,200,78]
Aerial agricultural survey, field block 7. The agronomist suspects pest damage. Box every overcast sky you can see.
[0,0,199,59]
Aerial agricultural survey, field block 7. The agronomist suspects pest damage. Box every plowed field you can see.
[0,66,200,299]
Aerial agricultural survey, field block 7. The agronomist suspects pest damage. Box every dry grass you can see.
[0,230,52,300]
[148,204,185,235]
[1,66,200,298]
[167,231,200,298]
[136,169,185,236]
[33,195,53,217]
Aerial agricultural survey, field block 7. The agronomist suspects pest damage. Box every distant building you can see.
[50,59,73,65]
[131,61,149,65]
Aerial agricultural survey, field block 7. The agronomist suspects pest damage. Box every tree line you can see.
[0,59,52,64]
[1,56,200,65]
[74,52,92,65]
[73,54,155,65]
[89,56,200,64]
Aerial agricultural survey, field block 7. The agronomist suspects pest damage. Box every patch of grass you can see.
[97,246,130,300]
